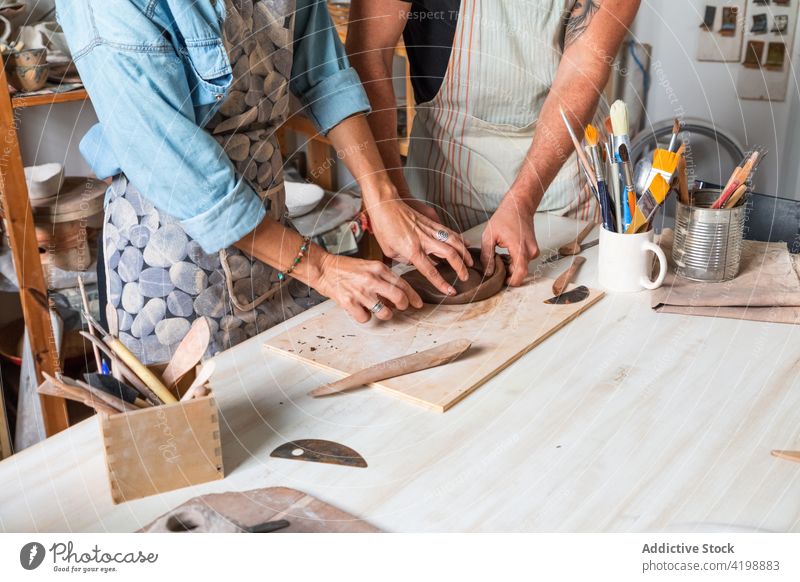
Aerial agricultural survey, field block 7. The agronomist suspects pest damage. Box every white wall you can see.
[633,0,800,199]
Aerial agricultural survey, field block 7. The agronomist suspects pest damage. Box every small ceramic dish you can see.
[25,162,65,200]
[285,181,325,218]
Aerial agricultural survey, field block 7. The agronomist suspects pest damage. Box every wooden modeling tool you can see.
[771,450,800,463]
[551,256,586,297]
[39,373,130,415]
[309,339,472,398]
[162,317,211,390]
[180,360,216,401]
[77,276,102,371]
[270,439,367,468]
[39,378,120,416]
[676,154,690,205]
[78,331,163,405]
[82,312,177,404]
[723,184,748,209]
[558,222,595,257]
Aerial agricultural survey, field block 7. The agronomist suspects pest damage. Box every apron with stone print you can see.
[404,0,601,233]
[104,0,311,365]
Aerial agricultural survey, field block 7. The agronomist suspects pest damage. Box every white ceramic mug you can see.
[598,227,668,292]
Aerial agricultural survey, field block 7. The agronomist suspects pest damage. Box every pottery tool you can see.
[180,360,216,401]
[58,374,138,413]
[676,153,691,205]
[627,149,681,233]
[610,100,631,155]
[77,276,102,371]
[584,124,616,232]
[667,118,682,152]
[542,238,598,265]
[161,317,211,390]
[559,222,595,257]
[551,256,586,297]
[81,312,177,404]
[309,339,472,397]
[544,285,590,305]
[83,373,149,408]
[711,150,761,209]
[79,331,163,406]
[771,450,800,463]
[723,184,748,209]
[39,374,120,415]
[270,439,367,468]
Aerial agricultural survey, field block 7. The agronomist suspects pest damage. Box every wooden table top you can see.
[2,214,800,533]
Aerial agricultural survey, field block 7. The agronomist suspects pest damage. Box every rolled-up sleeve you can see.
[70,47,265,254]
[290,0,371,134]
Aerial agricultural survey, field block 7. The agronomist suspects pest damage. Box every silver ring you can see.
[435,229,449,242]
[370,301,384,314]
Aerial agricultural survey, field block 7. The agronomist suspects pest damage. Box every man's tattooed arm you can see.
[565,0,600,46]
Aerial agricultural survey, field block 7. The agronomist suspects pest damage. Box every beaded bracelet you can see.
[277,236,311,281]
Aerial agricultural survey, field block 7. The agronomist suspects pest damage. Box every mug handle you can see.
[640,241,668,290]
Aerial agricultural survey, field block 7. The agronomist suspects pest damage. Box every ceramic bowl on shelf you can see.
[25,162,65,200]
[285,181,325,218]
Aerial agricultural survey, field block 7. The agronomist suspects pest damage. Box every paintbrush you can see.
[626,149,681,233]
[559,106,598,192]
[667,118,682,152]
[617,145,636,232]
[711,150,761,209]
[585,124,616,232]
[610,100,631,155]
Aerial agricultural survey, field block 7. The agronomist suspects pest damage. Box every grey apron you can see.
[103,0,315,364]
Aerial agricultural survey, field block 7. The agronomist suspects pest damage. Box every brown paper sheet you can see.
[652,229,800,325]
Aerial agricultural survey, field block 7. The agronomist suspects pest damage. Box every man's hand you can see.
[398,192,442,223]
[367,193,474,296]
[480,194,538,287]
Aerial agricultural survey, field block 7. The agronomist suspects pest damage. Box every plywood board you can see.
[264,277,604,412]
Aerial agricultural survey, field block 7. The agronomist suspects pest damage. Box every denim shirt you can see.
[55,0,370,253]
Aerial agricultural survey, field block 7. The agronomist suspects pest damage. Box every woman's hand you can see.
[313,253,424,323]
[366,191,474,296]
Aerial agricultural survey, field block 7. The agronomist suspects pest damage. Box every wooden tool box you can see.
[99,371,223,504]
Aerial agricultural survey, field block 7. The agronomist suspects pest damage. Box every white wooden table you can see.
[2,214,800,533]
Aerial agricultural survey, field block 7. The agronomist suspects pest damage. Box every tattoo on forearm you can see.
[565,0,600,46]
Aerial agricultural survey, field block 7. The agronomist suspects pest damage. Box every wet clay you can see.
[402,249,507,305]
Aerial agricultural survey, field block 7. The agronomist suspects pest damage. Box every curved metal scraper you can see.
[270,439,367,468]
[544,285,590,305]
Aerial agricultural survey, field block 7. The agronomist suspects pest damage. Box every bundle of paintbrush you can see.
[708,148,766,209]
[605,103,686,234]
[559,107,616,232]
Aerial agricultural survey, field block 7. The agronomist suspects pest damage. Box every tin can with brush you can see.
[672,188,746,282]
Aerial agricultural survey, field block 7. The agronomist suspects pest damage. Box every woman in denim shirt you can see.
[57,0,472,363]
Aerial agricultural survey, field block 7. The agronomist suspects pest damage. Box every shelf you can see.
[12,88,89,110]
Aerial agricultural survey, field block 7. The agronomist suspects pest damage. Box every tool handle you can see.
[552,256,586,297]
[597,181,616,233]
[107,338,178,404]
[310,339,472,397]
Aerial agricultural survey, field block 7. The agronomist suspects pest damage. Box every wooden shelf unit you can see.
[0,63,88,438]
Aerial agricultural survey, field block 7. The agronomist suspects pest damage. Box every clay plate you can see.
[402,248,506,305]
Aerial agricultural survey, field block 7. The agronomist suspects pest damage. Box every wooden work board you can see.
[264,277,604,412]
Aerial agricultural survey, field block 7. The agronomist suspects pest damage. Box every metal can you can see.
[673,188,746,282]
